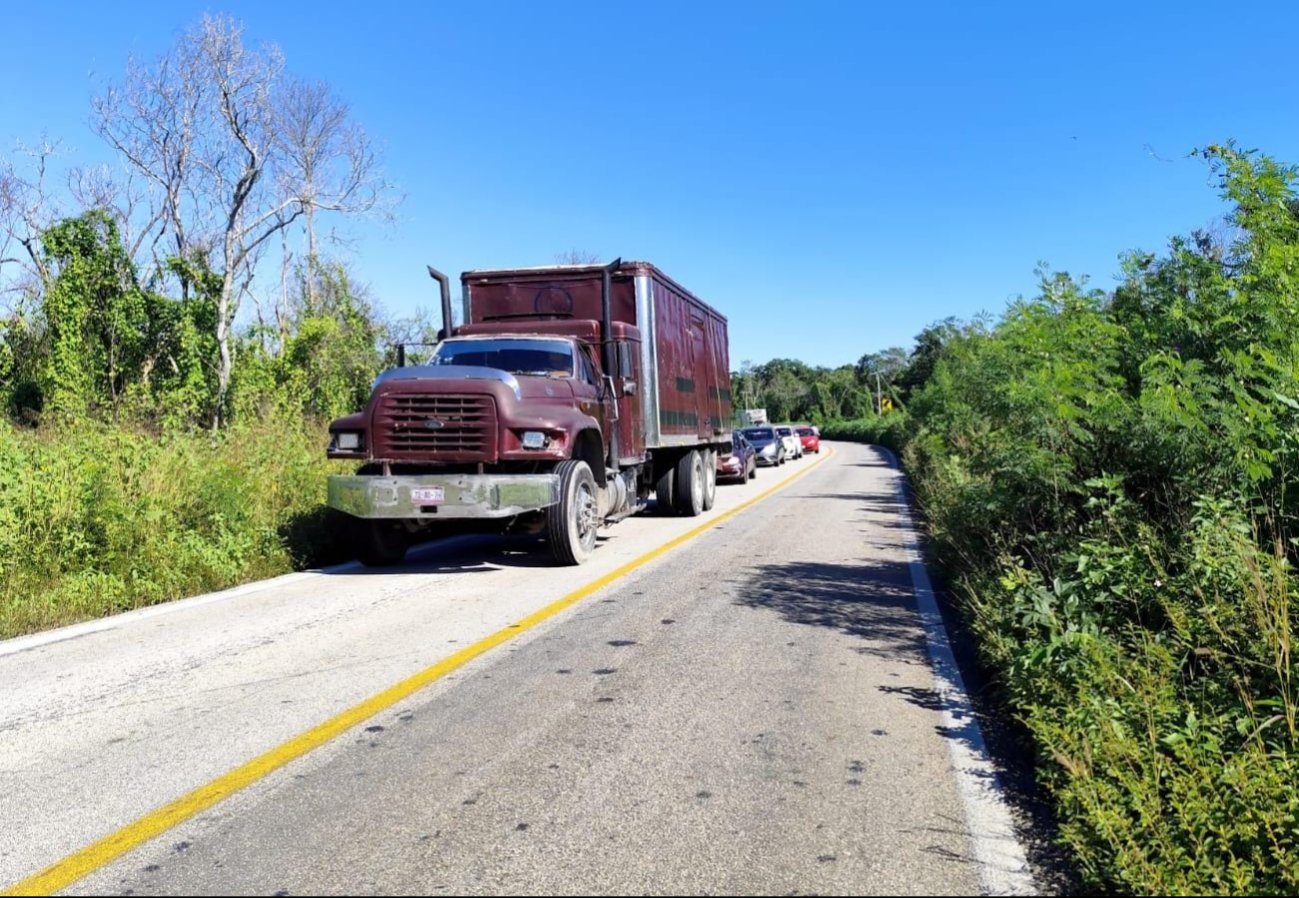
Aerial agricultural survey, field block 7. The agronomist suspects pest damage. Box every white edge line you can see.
[877,445,1037,897]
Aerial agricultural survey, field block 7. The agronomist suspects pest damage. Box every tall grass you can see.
[0,415,351,639]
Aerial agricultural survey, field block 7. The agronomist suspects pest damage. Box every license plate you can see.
[410,486,445,505]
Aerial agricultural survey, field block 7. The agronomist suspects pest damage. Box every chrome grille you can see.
[375,393,496,459]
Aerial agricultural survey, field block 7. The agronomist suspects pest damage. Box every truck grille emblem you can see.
[422,418,445,430]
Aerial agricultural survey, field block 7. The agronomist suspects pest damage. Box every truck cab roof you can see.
[456,319,641,342]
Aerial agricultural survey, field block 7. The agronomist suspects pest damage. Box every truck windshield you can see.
[432,338,574,378]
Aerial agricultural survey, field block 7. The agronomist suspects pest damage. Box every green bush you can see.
[890,145,1299,894]
[819,413,910,453]
[0,415,352,639]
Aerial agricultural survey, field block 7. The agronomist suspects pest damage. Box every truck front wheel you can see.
[674,450,705,517]
[548,459,599,565]
[352,518,409,567]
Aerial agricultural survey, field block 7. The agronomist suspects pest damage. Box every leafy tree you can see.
[229,260,382,421]
[897,316,967,397]
[39,210,151,416]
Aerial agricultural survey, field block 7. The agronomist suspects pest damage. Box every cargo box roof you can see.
[461,260,726,323]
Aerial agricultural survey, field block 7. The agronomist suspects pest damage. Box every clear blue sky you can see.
[4,1,1298,368]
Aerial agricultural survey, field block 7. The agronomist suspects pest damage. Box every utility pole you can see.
[874,372,883,415]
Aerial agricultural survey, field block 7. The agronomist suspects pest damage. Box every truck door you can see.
[616,340,645,461]
[578,345,629,464]
[574,347,603,422]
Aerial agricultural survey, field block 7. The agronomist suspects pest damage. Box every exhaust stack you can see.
[427,265,454,342]
[601,258,622,468]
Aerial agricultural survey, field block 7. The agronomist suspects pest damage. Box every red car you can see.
[796,425,820,454]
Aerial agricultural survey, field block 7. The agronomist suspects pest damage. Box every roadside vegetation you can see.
[0,16,416,638]
[742,144,1299,894]
[0,415,354,637]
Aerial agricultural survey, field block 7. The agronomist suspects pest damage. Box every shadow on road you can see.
[876,683,997,784]
[734,559,929,665]
[319,533,592,575]
[733,557,1004,797]
[791,491,906,507]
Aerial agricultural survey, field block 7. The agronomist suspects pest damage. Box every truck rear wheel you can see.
[674,450,705,517]
[547,459,599,565]
[352,518,409,567]
[702,450,717,511]
[655,466,676,515]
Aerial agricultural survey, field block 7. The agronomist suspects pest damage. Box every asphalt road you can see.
[0,443,1033,895]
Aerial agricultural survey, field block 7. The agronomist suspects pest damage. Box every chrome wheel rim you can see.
[576,480,598,550]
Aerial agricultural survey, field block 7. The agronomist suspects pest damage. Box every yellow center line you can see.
[4,447,833,897]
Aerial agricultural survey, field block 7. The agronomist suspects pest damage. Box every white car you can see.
[775,425,803,459]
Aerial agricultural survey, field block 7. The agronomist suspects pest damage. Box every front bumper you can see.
[327,473,560,520]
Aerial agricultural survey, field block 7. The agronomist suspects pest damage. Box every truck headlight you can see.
[521,431,548,450]
[335,431,361,451]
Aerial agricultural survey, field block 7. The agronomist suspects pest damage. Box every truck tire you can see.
[674,450,705,517]
[655,466,676,515]
[547,459,599,565]
[702,450,717,511]
[352,518,409,567]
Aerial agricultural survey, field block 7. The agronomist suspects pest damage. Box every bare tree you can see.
[92,45,207,289]
[273,78,387,310]
[68,163,162,282]
[0,137,62,295]
[188,16,315,424]
[275,224,294,349]
[94,14,396,425]
[554,248,603,265]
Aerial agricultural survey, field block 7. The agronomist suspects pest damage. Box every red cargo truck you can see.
[326,260,733,566]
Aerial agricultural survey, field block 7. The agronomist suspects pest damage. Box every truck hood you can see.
[373,364,523,397]
[372,365,579,404]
